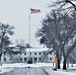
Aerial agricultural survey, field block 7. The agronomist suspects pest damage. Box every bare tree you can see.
[49,0,76,12]
[36,10,76,69]
[15,39,26,51]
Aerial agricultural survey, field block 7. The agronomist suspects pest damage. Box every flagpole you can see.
[29,8,31,59]
[29,11,30,49]
[28,8,41,62]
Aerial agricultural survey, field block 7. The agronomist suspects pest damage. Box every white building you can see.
[1,48,55,63]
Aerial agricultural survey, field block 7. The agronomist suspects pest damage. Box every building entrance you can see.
[27,57,32,64]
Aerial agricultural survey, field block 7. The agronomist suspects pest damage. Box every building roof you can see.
[25,47,49,52]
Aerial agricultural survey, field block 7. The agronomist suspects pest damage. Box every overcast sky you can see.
[0,0,55,47]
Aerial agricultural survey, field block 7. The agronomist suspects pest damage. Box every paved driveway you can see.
[2,67,48,75]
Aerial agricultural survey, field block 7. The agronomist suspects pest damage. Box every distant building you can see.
[1,48,55,63]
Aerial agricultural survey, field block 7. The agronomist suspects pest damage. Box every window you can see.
[4,58,6,61]
[44,52,45,55]
[39,52,41,55]
[39,58,41,60]
[35,52,36,55]
[20,58,22,61]
[25,53,26,55]
[24,58,27,61]
[34,57,37,61]
[30,52,31,55]
[50,58,52,60]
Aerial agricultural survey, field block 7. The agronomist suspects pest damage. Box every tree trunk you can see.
[56,51,61,69]
[0,54,2,66]
[0,54,1,61]
[63,58,67,70]
[58,59,60,69]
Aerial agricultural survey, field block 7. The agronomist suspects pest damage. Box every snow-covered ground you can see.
[0,63,76,75]
[44,63,76,75]
[44,67,76,75]
[0,63,52,74]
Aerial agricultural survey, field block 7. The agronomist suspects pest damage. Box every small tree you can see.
[0,23,14,63]
[26,43,31,48]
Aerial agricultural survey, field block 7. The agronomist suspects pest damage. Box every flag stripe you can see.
[30,8,41,14]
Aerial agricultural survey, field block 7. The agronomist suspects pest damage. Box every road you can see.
[2,67,48,75]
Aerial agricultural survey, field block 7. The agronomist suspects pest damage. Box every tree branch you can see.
[65,0,76,10]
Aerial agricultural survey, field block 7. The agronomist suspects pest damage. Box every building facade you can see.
[1,48,55,63]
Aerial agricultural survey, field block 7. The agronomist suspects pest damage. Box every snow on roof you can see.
[25,47,49,52]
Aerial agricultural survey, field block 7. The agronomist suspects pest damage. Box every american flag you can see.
[30,8,41,14]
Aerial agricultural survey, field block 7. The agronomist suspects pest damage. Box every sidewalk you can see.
[0,67,14,74]
[0,63,22,74]
[43,67,76,75]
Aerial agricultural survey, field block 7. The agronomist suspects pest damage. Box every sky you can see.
[0,0,54,47]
